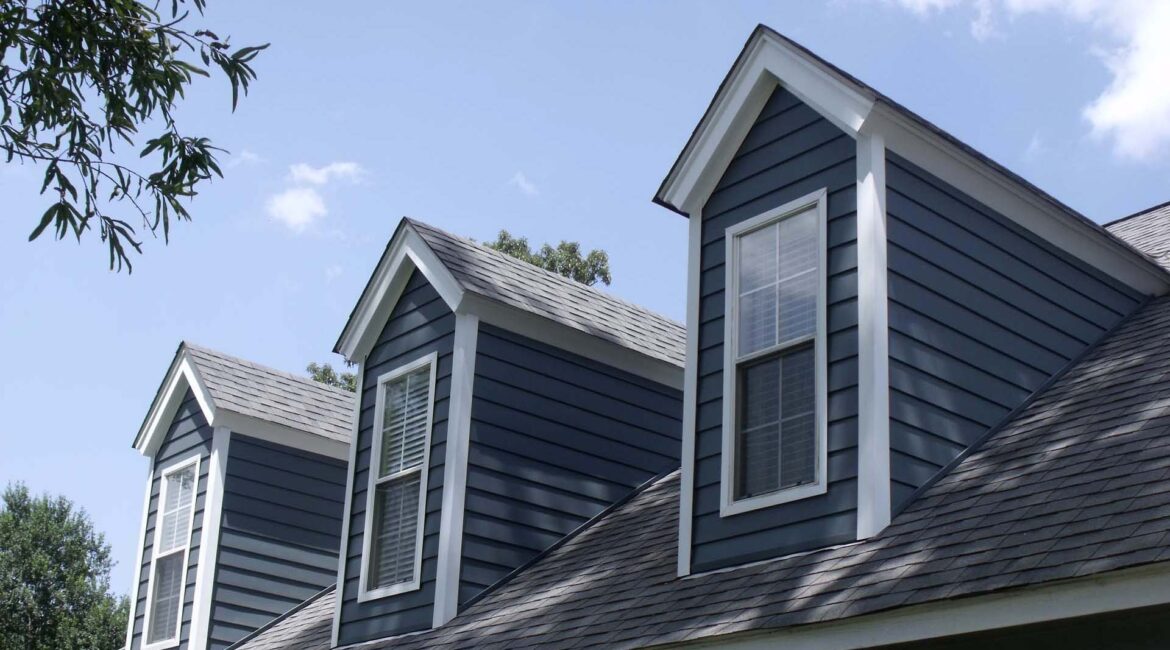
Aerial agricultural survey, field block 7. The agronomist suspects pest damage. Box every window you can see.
[143,456,199,649]
[359,352,438,600]
[722,189,828,516]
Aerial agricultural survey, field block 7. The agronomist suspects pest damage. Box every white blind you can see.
[734,207,819,500]
[370,362,433,590]
[147,464,196,644]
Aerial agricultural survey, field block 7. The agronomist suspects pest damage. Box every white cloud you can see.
[508,171,539,197]
[877,0,1170,161]
[289,161,365,185]
[324,264,344,281]
[1023,132,1046,161]
[266,187,326,233]
[226,149,263,169]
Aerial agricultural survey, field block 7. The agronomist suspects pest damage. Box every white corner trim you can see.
[332,361,364,649]
[719,189,830,518]
[659,29,875,216]
[139,453,203,650]
[677,208,703,577]
[357,352,439,603]
[682,562,1170,650]
[124,461,155,650]
[433,313,479,627]
[336,225,466,360]
[189,427,231,650]
[136,356,216,457]
[855,130,891,540]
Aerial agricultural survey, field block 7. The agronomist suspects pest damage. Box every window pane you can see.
[780,347,816,488]
[737,357,780,498]
[738,285,777,356]
[370,473,422,589]
[735,346,817,500]
[379,366,432,478]
[147,552,184,643]
[739,223,778,293]
[777,210,818,343]
[157,467,195,555]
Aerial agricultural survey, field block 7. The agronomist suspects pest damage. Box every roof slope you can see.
[184,343,354,444]
[1107,201,1170,269]
[237,295,1170,649]
[407,219,686,367]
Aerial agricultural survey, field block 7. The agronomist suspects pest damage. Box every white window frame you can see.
[721,188,829,517]
[358,351,438,602]
[140,454,201,650]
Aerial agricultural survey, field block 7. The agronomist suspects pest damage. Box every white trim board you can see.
[189,427,231,650]
[854,129,891,539]
[677,206,703,577]
[654,26,1170,297]
[332,361,365,649]
[674,562,1170,650]
[124,461,156,650]
[433,312,479,627]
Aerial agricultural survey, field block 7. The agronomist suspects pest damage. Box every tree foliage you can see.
[307,361,356,392]
[486,230,612,286]
[0,483,128,650]
[1,0,267,271]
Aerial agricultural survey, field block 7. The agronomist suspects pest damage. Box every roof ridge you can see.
[404,218,685,330]
[1103,198,1170,228]
[181,341,354,399]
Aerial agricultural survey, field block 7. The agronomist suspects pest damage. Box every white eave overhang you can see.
[654,25,1170,297]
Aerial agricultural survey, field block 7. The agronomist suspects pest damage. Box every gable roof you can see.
[654,24,1170,296]
[133,342,354,458]
[1107,200,1170,270]
[236,293,1170,649]
[334,218,686,371]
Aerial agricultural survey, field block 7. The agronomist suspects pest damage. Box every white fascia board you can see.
[433,312,479,627]
[676,562,1170,650]
[189,426,231,650]
[867,102,1169,296]
[213,411,348,461]
[136,356,216,457]
[332,361,364,649]
[336,225,466,361]
[658,30,874,216]
[677,208,703,577]
[854,128,891,539]
[459,293,684,390]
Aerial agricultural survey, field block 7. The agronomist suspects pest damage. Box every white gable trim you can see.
[656,28,1169,296]
[335,225,465,361]
[134,350,348,461]
[135,355,216,457]
[658,29,874,216]
[683,562,1170,650]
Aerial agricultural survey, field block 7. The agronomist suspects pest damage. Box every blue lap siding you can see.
[130,390,212,650]
[207,435,346,650]
[459,325,682,605]
[690,86,860,573]
[885,152,1144,510]
[337,270,455,644]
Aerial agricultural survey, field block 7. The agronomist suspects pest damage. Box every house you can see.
[126,24,1170,650]
[124,344,353,650]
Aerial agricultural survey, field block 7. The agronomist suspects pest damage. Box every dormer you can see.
[656,25,1170,576]
[329,218,685,644]
[125,343,352,650]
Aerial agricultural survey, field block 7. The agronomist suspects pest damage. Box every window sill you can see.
[141,639,180,650]
[357,578,422,603]
[720,480,827,517]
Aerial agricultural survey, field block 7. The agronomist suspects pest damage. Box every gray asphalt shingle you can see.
[406,219,686,368]
[234,294,1170,650]
[184,343,354,444]
[1107,201,1170,269]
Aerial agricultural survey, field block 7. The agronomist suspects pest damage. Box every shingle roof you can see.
[184,343,354,444]
[406,219,686,368]
[236,294,1170,650]
[1107,201,1170,269]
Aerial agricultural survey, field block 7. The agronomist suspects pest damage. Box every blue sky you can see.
[2,1,1169,597]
